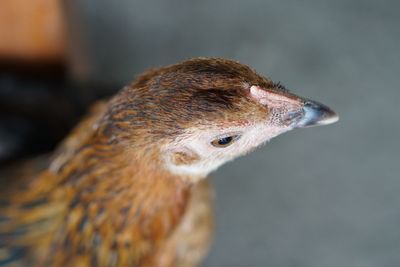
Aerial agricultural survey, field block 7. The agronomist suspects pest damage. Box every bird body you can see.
[0,58,337,266]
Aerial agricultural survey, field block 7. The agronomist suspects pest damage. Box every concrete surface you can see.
[72,0,400,266]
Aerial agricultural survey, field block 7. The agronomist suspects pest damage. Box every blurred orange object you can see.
[0,0,65,62]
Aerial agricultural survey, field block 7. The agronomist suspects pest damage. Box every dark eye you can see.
[211,135,240,148]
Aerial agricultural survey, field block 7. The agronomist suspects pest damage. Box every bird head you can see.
[103,58,338,181]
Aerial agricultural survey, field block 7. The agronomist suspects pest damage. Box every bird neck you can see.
[52,133,192,228]
[47,102,193,216]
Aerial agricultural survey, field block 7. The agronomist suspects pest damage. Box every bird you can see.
[0,58,338,267]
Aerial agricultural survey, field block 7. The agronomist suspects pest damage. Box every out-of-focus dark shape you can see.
[0,71,72,165]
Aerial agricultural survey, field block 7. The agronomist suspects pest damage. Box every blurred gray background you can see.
[70,0,399,266]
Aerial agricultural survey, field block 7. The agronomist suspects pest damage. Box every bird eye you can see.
[211,135,240,148]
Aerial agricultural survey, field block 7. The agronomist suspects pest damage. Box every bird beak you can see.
[293,99,339,128]
[249,85,339,128]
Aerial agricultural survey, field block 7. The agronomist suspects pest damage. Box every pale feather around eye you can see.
[162,122,293,181]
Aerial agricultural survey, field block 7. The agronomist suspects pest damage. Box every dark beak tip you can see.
[295,100,339,128]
